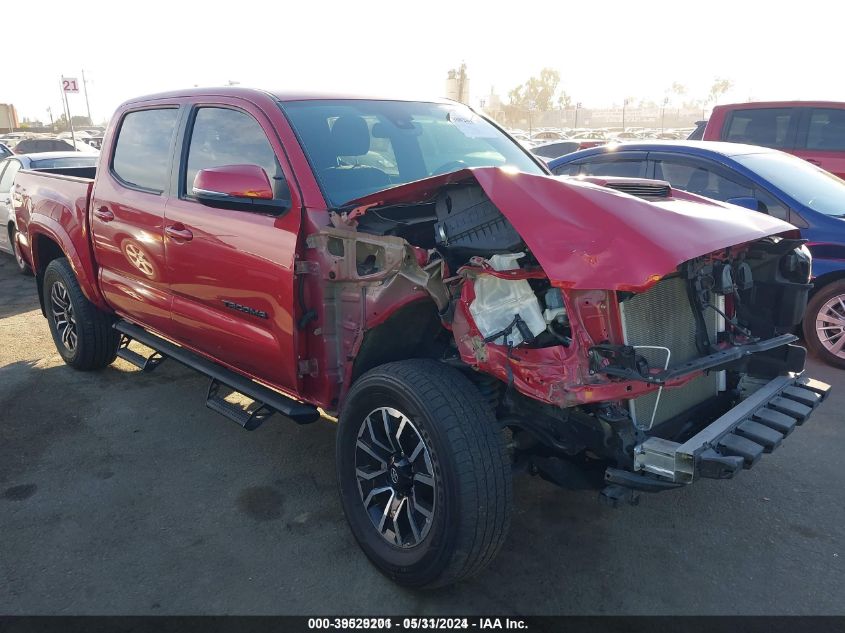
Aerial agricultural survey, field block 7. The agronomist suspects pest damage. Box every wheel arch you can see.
[350,298,445,386]
[29,224,109,315]
[31,232,67,316]
[810,269,845,298]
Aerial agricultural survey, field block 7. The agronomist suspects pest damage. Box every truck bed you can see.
[14,168,103,307]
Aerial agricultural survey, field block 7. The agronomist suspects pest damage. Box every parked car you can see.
[702,101,845,179]
[13,88,829,588]
[531,130,568,142]
[549,140,845,367]
[13,137,99,154]
[0,152,98,273]
[688,120,708,140]
[531,140,594,160]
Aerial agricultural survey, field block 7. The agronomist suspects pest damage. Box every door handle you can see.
[94,207,114,222]
[165,224,194,241]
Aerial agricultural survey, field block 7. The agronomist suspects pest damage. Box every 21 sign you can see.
[62,77,80,93]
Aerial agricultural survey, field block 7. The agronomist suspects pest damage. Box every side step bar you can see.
[117,337,167,371]
[114,320,320,428]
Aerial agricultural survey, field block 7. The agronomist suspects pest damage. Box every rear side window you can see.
[51,140,74,151]
[184,107,286,199]
[805,108,845,151]
[112,108,179,192]
[655,160,753,200]
[723,108,794,148]
[552,162,581,176]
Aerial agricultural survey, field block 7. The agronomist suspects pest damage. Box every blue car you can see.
[548,141,845,368]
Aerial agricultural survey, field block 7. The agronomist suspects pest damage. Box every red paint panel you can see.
[13,171,109,310]
[192,164,273,199]
[346,167,794,291]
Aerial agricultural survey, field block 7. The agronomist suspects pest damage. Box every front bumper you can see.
[623,374,830,486]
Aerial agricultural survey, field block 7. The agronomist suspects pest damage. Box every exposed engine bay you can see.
[306,170,819,500]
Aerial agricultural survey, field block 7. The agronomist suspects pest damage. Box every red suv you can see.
[703,101,845,179]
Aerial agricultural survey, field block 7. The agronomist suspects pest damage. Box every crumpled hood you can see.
[346,167,798,291]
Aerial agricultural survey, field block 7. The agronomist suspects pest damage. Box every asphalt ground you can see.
[0,255,843,615]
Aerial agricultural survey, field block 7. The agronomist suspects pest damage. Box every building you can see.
[0,104,18,133]
[479,87,504,122]
[444,64,470,104]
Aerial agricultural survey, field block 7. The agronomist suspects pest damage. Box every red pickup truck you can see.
[703,101,845,179]
[13,88,830,588]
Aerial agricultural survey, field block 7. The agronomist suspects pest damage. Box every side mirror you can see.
[192,164,287,213]
[726,196,763,212]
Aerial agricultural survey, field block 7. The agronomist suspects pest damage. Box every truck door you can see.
[90,105,181,334]
[163,99,303,393]
[793,107,845,180]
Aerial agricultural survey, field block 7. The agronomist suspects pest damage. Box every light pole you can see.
[622,98,630,131]
[2,107,13,134]
[661,97,669,133]
[527,100,536,137]
[574,102,582,129]
[82,69,92,123]
[60,78,76,146]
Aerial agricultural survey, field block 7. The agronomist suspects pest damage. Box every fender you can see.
[29,216,109,311]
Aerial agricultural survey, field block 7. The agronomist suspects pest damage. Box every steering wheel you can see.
[431,160,468,176]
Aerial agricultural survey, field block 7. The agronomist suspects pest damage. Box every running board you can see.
[117,336,167,371]
[114,320,320,427]
[206,379,275,431]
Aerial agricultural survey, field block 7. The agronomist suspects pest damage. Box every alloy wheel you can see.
[355,407,436,548]
[50,280,77,352]
[816,293,845,359]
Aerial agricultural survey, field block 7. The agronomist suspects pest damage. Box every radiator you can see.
[619,276,722,428]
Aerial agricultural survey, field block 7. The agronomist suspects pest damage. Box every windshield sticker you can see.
[447,111,500,139]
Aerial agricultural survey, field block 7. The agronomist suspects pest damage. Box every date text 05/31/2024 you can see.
[307,618,528,630]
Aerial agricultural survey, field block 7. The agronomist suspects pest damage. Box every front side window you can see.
[112,108,179,192]
[723,108,794,149]
[655,160,753,201]
[280,99,544,207]
[578,158,647,178]
[805,108,845,151]
[0,159,21,191]
[184,107,287,199]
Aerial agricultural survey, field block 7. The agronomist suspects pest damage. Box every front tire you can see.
[43,258,120,370]
[803,280,845,369]
[336,359,512,588]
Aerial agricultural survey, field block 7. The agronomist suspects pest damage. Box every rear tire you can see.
[803,280,845,369]
[10,225,31,275]
[43,257,119,370]
[336,359,512,588]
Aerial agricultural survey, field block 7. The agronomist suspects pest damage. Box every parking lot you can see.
[0,256,843,615]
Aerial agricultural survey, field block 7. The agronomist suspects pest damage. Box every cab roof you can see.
[121,86,456,107]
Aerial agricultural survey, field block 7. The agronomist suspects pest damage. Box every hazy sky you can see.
[4,0,843,124]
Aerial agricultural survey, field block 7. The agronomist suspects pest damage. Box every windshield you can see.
[31,156,98,168]
[734,151,845,217]
[280,99,545,207]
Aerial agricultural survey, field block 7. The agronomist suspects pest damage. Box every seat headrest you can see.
[331,116,370,157]
[687,168,710,193]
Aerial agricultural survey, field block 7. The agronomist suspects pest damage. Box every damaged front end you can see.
[303,167,830,504]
